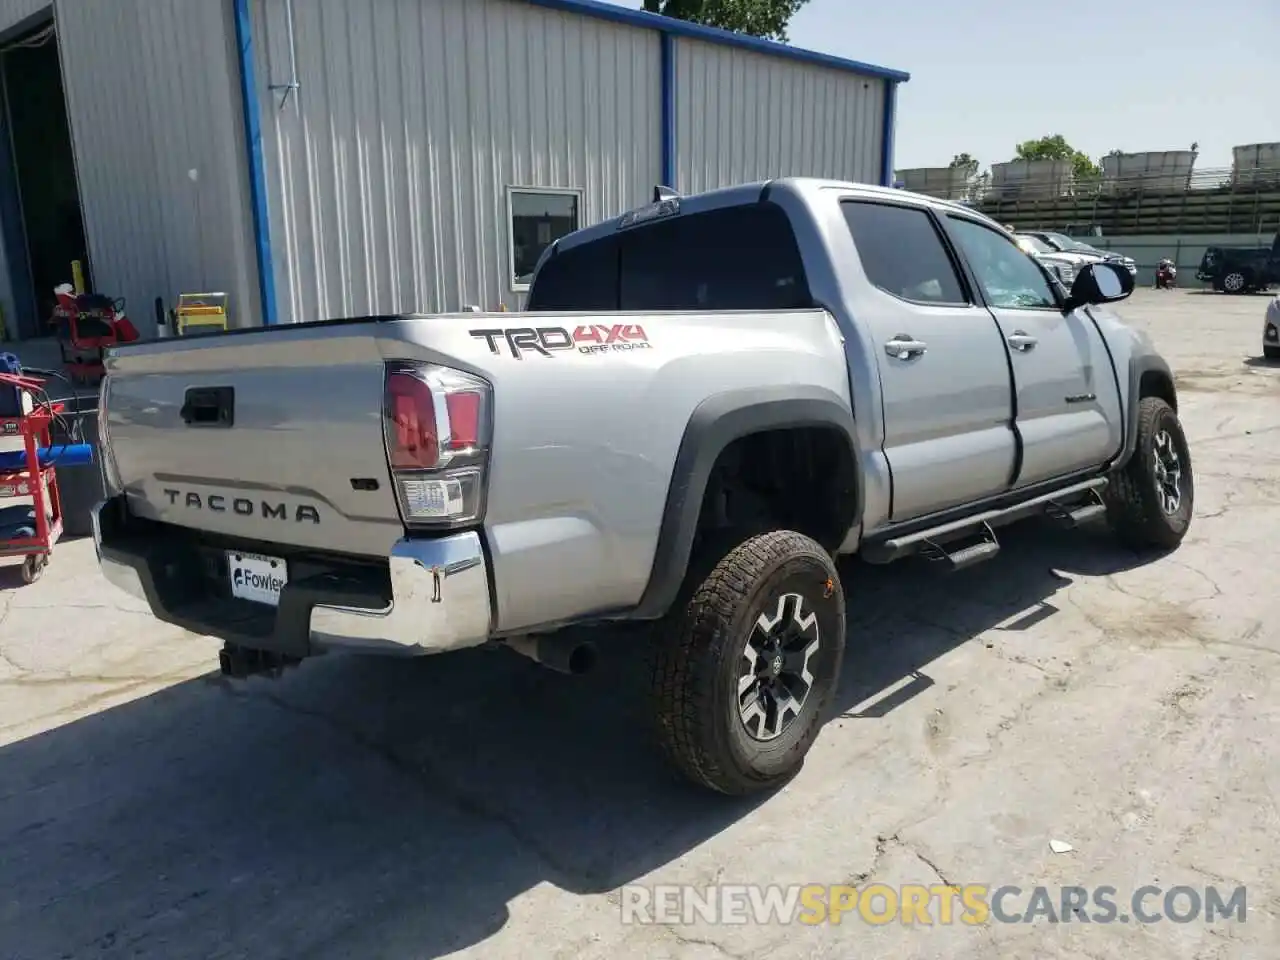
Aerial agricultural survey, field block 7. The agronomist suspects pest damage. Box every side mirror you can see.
[1065,261,1134,311]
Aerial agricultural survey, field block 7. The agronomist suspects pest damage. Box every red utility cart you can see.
[51,288,140,385]
[0,373,64,584]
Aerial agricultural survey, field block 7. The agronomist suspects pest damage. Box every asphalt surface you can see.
[1,288,1277,959]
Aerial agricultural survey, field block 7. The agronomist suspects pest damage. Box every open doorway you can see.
[0,14,89,340]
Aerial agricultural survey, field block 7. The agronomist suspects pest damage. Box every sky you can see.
[604,0,1280,173]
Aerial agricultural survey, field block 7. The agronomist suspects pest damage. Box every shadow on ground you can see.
[0,521,1154,958]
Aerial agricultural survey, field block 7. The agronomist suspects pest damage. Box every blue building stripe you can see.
[660,32,676,188]
[232,0,279,326]
[880,81,898,187]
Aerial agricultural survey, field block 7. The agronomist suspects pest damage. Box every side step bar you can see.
[1045,488,1108,529]
[863,477,1109,565]
[919,521,1001,572]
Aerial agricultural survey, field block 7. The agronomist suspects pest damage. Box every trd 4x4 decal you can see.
[470,324,651,359]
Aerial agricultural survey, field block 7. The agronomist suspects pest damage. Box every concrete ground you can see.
[1,288,1277,959]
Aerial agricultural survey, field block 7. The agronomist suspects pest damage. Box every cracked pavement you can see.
[0,289,1277,959]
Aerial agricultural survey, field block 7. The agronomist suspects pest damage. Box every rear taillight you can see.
[98,375,122,495]
[382,362,492,529]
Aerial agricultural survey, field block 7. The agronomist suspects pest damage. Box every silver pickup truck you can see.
[92,178,1193,795]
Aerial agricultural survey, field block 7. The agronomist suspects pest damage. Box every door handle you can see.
[1007,331,1038,352]
[885,335,927,360]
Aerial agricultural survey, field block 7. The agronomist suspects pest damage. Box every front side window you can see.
[842,201,967,305]
[509,188,581,291]
[947,217,1058,310]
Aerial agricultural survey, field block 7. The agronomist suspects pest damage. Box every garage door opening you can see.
[0,15,89,340]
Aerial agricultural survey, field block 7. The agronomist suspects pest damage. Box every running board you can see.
[862,477,1109,564]
[1045,488,1108,529]
[919,521,1000,571]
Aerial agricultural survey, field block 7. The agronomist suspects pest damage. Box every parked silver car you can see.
[1023,230,1138,277]
[1014,233,1081,287]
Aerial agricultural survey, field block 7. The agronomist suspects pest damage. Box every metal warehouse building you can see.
[0,0,908,339]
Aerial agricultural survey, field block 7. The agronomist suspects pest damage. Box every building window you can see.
[507,187,582,292]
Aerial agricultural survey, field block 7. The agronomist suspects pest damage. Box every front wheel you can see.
[1222,271,1248,294]
[650,530,846,795]
[1104,397,1194,550]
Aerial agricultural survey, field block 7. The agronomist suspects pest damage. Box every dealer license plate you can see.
[227,551,288,607]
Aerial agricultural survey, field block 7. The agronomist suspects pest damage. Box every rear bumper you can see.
[91,497,493,657]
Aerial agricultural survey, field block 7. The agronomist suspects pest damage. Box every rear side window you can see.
[527,203,811,312]
[618,203,811,311]
[842,201,967,305]
[524,235,620,311]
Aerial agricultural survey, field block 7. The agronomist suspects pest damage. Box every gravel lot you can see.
[1,288,1277,960]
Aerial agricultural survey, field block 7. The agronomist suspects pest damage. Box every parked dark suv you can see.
[1197,233,1280,294]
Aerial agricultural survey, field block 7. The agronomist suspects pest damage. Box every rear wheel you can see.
[1104,397,1194,550]
[650,530,845,795]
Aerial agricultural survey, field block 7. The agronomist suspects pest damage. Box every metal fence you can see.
[958,166,1280,237]
[952,165,1280,202]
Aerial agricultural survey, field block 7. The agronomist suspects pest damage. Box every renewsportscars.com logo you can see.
[619,883,1248,927]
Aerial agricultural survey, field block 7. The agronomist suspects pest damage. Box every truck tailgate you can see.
[102,322,404,557]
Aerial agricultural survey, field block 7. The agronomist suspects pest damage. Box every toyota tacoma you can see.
[92,179,1193,795]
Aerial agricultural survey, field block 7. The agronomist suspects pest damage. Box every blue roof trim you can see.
[522,0,911,83]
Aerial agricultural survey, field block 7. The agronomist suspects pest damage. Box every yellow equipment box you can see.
[174,292,229,336]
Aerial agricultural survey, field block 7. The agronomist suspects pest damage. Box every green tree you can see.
[641,0,810,42]
[949,152,979,175]
[1014,134,1102,182]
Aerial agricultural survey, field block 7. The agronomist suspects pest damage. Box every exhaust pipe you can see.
[505,634,597,675]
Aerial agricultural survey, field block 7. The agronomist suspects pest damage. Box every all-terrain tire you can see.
[1104,397,1194,550]
[650,530,846,795]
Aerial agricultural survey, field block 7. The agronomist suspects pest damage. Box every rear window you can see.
[527,202,811,312]
[524,234,620,311]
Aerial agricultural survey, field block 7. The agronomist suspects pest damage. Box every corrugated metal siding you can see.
[251,0,661,321]
[53,0,259,333]
[0,0,47,33]
[674,37,885,194]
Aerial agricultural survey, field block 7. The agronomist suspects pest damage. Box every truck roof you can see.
[545,177,1001,263]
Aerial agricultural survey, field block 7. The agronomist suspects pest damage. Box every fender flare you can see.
[1115,352,1176,469]
[629,385,860,620]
